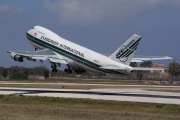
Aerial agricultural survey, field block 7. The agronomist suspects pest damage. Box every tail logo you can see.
[116,39,139,62]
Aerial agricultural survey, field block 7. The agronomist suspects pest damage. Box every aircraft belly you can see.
[62,55,101,72]
[76,62,100,72]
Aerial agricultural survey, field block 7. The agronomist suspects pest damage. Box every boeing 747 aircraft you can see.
[7,26,171,74]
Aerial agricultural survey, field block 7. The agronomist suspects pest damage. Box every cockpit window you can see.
[32,27,34,29]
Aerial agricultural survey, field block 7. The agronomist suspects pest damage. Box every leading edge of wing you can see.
[7,49,56,56]
[7,50,68,64]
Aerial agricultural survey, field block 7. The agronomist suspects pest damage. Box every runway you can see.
[0,87,180,104]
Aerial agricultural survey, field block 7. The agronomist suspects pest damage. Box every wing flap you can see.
[48,58,67,64]
[31,56,46,60]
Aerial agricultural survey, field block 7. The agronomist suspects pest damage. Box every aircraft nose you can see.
[27,29,33,35]
[27,26,37,35]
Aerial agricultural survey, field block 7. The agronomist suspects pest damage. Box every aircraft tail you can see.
[109,34,141,65]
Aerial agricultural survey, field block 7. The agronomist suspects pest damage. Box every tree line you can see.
[0,60,179,80]
[168,61,180,76]
[0,66,49,79]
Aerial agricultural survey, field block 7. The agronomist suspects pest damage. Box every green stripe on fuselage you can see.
[26,33,123,74]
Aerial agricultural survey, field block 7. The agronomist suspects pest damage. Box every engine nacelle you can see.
[10,53,23,62]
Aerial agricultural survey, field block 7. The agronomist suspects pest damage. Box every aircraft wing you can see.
[132,55,173,62]
[7,49,68,64]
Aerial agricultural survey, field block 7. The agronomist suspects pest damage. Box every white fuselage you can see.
[27,26,132,74]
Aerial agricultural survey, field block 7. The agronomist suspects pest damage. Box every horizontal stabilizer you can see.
[131,60,143,62]
[132,67,163,71]
[132,56,173,62]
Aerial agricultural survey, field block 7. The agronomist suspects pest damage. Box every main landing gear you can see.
[52,68,58,73]
[64,65,86,74]
[51,62,58,73]
[64,65,72,74]
[74,69,86,74]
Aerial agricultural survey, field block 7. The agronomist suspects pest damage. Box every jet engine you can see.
[10,53,23,62]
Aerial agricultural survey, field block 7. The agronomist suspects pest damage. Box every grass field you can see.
[0,78,147,84]
[0,95,180,120]
[0,83,152,90]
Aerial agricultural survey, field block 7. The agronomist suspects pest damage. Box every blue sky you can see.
[0,0,179,68]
